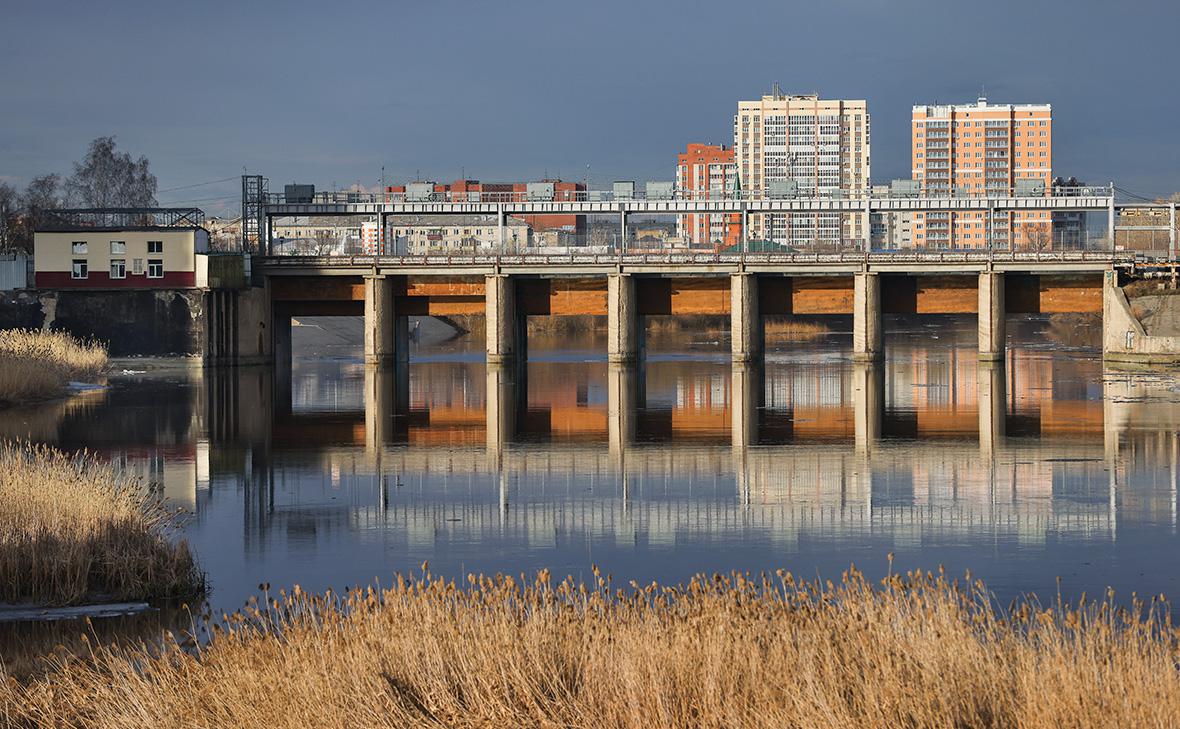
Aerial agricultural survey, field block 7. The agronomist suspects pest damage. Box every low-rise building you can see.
[388,215,531,255]
[34,208,210,288]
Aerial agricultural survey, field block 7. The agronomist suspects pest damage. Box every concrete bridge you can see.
[208,251,1124,367]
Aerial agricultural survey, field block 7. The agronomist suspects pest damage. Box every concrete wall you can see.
[1103,272,1180,365]
[0,289,206,356]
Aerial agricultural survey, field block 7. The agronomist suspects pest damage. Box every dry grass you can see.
[4,565,1180,727]
[0,329,108,404]
[0,444,203,607]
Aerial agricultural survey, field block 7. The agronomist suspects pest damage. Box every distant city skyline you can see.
[2,0,1177,216]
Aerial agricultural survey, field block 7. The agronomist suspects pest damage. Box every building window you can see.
[72,259,88,279]
[147,241,163,254]
[110,241,126,254]
[110,259,126,279]
[147,259,163,279]
[71,241,88,254]
[132,258,144,275]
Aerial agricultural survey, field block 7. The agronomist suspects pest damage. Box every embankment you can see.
[0,289,205,357]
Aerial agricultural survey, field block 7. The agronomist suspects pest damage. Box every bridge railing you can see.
[258,249,1135,269]
[263,184,1114,206]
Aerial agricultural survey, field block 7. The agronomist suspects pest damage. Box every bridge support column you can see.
[608,273,640,363]
[978,271,1005,361]
[608,363,638,471]
[486,364,517,471]
[731,273,762,362]
[273,311,292,370]
[486,274,521,365]
[364,275,397,365]
[853,272,883,362]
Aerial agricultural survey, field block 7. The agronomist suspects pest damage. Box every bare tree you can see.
[0,182,17,251]
[1019,222,1051,252]
[64,136,157,208]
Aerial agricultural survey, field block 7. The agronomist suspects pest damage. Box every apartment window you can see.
[110,241,126,254]
[110,259,126,279]
[132,258,144,274]
[71,241,88,254]
[147,259,163,278]
[71,259,88,279]
[147,240,163,254]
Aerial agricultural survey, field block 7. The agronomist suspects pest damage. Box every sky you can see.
[2,0,1178,215]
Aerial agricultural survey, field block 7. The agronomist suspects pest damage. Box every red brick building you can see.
[675,144,740,249]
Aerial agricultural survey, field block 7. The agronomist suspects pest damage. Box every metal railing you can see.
[263,184,1114,207]
[258,249,1136,269]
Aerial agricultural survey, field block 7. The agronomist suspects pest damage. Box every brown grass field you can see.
[0,329,108,405]
[0,444,203,607]
[3,564,1179,727]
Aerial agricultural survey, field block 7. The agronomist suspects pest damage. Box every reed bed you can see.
[0,444,203,607]
[4,565,1179,727]
[0,329,107,404]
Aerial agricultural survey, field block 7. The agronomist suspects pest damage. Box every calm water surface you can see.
[9,316,1180,615]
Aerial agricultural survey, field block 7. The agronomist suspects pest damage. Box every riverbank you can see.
[0,329,107,405]
[3,566,1177,726]
[0,444,203,608]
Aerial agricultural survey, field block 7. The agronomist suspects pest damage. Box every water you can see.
[10,315,1180,616]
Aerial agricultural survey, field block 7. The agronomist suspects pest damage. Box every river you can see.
[6,314,1180,615]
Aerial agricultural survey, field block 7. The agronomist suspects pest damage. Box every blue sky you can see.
[2,0,1177,214]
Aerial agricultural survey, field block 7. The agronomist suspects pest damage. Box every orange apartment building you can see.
[675,143,740,249]
[911,96,1053,249]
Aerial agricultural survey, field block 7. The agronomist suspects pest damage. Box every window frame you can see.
[71,259,88,279]
[147,259,164,279]
[109,240,126,255]
[71,241,88,255]
[110,259,126,279]
[147,240,163,254]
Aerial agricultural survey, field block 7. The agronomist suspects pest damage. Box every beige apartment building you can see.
[733,91,870,247]
[911,96,1052,249]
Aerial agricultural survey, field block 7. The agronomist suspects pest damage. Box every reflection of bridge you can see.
[121,359,1180,552]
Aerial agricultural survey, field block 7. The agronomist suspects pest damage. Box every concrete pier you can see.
[607,273,639,363]
[364,364,394,455]
[363,275,396,365]
[272,313,292,370]
[978,272,1005,361]
[730,273,762,362]
[853,272,883,362]
[486,275,520,365]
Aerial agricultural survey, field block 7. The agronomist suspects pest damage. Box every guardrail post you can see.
[619,206,627,255]
[1170,203,1177,259]
[1108,195,1116,252]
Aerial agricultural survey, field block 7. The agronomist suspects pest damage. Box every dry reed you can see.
[0,444,203,607]
[0,329,107,404]
[3,564,1179,727]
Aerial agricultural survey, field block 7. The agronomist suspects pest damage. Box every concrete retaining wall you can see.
[0,289,206,357]
[1103,271,1180,365]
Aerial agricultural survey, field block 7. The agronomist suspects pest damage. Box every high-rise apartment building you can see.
[911,96,1052,249]
[733,92,870,247]
[675,143,740,249]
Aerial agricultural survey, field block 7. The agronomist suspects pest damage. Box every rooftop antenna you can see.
[978,85,987,104]
[771,81,783,98]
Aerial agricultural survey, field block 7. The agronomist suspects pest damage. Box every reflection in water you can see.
[25,327,1180,614]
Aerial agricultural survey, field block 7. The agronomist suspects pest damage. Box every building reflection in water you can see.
[29,336,1180,611]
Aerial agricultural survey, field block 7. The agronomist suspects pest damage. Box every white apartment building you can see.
[733,91,870,247]
[387,216,531,255]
